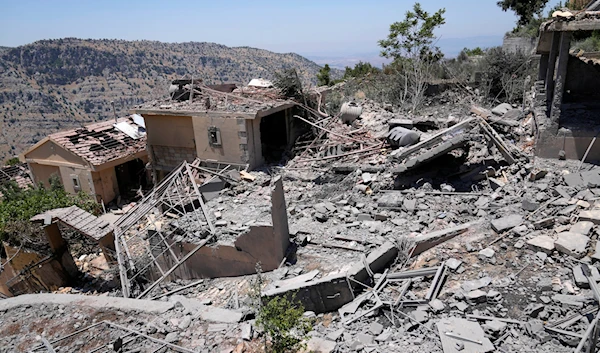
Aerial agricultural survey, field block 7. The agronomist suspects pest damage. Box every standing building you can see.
[20,116,148,204]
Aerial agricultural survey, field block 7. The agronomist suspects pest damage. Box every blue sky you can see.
[0,0,562,58]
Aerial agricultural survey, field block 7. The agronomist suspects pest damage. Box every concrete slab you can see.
[491,214,523,233]
[170,295,243,323]
[527,235,556,254]
[437,317,495,353]
[580,210,600,225]
[554,232,590,259]
[0,293,174,314]
[563,173,584,188]
[570,221,594,236]
[306,337,337,353]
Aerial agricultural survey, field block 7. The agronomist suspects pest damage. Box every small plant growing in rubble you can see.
[249,263,313,353]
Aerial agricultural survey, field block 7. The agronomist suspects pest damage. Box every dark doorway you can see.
[260,111,288,162]
[115,158,148,197]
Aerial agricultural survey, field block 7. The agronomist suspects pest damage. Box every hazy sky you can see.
[0,0,562,57]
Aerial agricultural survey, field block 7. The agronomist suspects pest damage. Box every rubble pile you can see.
[5,95,600,353]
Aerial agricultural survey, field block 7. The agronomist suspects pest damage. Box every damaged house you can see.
[20,115,149,204]
[534,9,600,161]
[131,80,300,181]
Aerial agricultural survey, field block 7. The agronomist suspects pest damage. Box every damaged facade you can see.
[20,115,149,204]
[132,82,300,181]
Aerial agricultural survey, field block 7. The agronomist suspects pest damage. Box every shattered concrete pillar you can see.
[545,31,561,109]
[271,175,290,262]
[43,223,78,278]
[550,32,571,130]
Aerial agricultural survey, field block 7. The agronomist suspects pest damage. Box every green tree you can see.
[378,2,446,111]
[379,3,446,64]
[497,0,550,26]
[343,61,380,79]
[317,64,332,86]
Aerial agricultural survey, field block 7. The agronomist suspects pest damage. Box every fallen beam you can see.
[412,221,483,256]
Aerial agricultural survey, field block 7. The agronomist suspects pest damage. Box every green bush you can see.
[0,178,101,246]
[257,296,313,353]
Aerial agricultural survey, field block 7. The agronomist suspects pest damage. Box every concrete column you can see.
[545,32,561,105]
[538,53,550,82]
[550,32,572,127]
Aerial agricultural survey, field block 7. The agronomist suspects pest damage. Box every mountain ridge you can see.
[0,38,324,163]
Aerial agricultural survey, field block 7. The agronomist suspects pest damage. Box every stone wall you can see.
[151,145,197,171]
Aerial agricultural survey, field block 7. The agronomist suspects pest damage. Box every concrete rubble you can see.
[5,88,600,353]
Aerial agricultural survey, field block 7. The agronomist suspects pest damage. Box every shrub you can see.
[250,263,313,353]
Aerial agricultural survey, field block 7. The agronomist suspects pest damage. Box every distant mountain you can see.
[0,38,324,163]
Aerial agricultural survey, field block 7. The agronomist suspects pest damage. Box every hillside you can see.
[0,38,323,163]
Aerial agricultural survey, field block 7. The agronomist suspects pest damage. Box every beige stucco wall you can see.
[92,167,119,203]
[28,163,60,189]
[145,115,196,148]
[192,115,250,165]
[59,166,94,195]
[24,140,86,166]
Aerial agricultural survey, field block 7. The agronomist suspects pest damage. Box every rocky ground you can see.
[3,95,600,352]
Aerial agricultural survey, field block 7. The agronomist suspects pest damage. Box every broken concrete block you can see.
[579,210,600,225]
[411,309,429,323]
[533,217,555,230]
[524,303,544,318]
[377,193,404,208]
[375,329,393,342]
[570,221,594,236]
[526,235,555,254]
[369,321,384,335]
[446,258,462,271]
[522,199,540,211]
[466,290,487,303]
[357,213,374,222]
[462,276,492,292]
[326,328,344,342]
[488,292,503,306]
[491,214,523,233]
[552,294,587,307]
[356,333,374,345]
[554,232,590,259]
[478,248,495,260]
[403,198,417,213]
[429,299,445,313]
[492,103,513,116]
[165,332,179,343]
[581,170,600,187]
[563,173,585,188]
[178,315,192,330]
[241,322,252,341]
[483,320,507,336]
[306,337,337,353]
[529,170,548,181]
